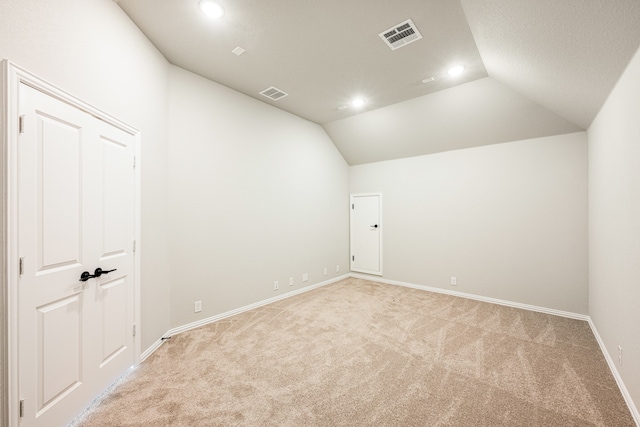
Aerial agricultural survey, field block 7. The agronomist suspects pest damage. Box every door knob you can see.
[79,271,96,282]
[94,268,117,277]
[370,224,378,228]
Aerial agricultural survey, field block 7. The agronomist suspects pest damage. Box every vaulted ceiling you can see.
[116,0,640,165]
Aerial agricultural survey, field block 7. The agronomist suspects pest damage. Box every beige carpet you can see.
[74,278,634,426]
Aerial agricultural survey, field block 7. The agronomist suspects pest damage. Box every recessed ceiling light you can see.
[199,0,224,18]
[447,65,466,77]
[421,77,435,84]
[232,47,245,56]
[352,98,365,108]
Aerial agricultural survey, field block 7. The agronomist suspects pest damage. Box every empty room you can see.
[1,0,640,426]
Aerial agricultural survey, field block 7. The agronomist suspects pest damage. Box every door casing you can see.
[0,60,142,427]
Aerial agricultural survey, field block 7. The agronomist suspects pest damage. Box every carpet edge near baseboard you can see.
[350,273,589,320]
[138,272,639,427]
[588,318,640,426]
[351,272,640,427]
[140,274,351,363]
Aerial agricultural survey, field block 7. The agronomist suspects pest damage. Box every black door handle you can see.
[370,224,378,228]
[79,271,96,282]
[79,268,118,282]
[94,268,117,277]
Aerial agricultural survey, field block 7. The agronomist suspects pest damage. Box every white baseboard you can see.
[349,273,589,321]
[139,274,350,361]
[587,319,640,426]
[140,337,165,363]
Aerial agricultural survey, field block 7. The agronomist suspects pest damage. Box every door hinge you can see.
[19,257,25,275]
[352,255,355,261]
[19,399,25,418]
[352,203,354,209]
[132,324,137,337]
[133,240,136,253]
[19,115,25,134]
[133,156,136,169]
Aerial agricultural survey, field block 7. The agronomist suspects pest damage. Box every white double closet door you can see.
[18,82,136,427]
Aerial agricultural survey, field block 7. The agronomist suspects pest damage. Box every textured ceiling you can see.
[460,0,640,130]
[116,0,640,165]
[116,0,487,124]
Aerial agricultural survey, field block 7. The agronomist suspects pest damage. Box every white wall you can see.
[0,0,171,365]
[167,66,350,327]
[2,0,633,420]
[350,132,589,314]
[588,45,640,412]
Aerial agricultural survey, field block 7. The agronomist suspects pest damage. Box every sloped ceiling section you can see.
[116,0,640,165]
[323,77,582,165]
[324,0,640,164]
[116,0,487,124]
[460,0,640,129]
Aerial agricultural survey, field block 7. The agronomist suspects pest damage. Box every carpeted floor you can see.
[74,278,635,426]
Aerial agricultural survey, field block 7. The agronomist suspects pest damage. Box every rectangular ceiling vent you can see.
[259,86,289,101]
[379,19,422,50]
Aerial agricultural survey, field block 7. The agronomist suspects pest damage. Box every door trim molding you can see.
[1,60,142,426]
[1,59,13,427]
[349,193,383,276]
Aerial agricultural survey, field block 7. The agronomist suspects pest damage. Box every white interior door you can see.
[350,193,382,275]
[17,83,136,427]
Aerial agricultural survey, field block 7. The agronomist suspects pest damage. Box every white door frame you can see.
[0,60,142,427]
[350,193,383,276]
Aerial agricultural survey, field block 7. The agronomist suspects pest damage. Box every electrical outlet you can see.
[303,273,309,282]
[336,264,340,272]
[323,267,328,276]
[194,300,202,313]
[289,277,294,286]
[618,345,623,365]
[450,276,457,286]
[273,281,279,291]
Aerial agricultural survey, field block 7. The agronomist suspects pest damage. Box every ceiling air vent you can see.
[259,86,289,101]
[379,19,422,50]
